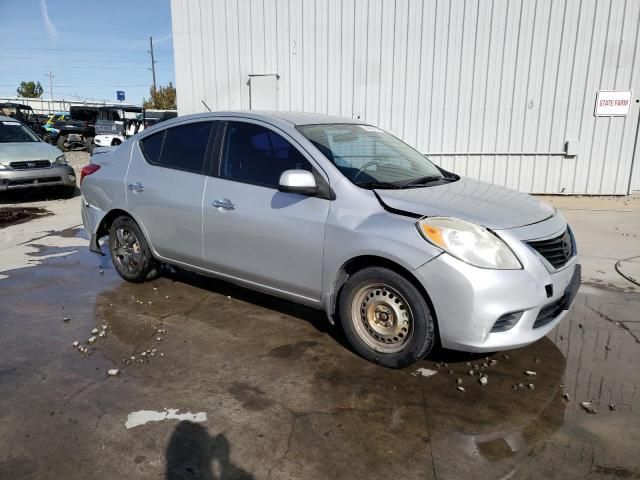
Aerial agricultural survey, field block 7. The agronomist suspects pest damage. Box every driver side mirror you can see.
[278,169,318,195]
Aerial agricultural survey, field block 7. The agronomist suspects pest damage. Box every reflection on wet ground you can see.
[0,233,638,479]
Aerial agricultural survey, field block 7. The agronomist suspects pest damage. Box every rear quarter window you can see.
[139,122,215,175]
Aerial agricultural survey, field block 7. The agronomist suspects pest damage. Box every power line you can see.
[0,84,149,88]
[2,63,150,70]
[3,46,173,54]
[0,56,168,65]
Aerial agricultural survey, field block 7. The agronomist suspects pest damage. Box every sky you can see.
[0,0,175,105]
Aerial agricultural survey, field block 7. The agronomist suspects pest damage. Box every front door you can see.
[202,120,330,301]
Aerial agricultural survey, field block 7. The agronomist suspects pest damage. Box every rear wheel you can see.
[338,267,435,368]
[108,216,158,282]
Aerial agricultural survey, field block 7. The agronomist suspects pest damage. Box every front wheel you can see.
[108,216,158,282]
[338,267,436,368]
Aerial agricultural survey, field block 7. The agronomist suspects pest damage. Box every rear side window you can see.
[139,122,214,174]
[221,121,311,188]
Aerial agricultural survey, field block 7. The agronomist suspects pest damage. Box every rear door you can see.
[202,120,330,301]
[126,120,217,265]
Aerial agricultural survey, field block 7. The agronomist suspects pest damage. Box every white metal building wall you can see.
[170,0,640,194]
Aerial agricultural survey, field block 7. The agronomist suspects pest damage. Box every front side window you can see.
[297,123,453,189]
[0,120,39,143]
[221,121,311,188]
[139,122,214,174]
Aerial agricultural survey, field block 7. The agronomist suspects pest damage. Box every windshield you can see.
[0,120,39,143]
[297,123,452,188]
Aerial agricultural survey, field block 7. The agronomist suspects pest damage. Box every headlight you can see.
[417,217,522,269]
[55,154,67,165]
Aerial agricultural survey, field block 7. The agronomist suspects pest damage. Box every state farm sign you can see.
[594,90,632,116]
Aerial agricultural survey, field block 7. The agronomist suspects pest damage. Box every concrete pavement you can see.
[0,189,639,479]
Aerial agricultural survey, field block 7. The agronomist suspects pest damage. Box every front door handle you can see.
[128,182,144,192]
[212,198,235,210]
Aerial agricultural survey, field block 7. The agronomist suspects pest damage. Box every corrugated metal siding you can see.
[171,0,640,194]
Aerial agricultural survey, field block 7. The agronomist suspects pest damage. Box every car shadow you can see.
[165,421,254,480]
[0,186,79,204]
[161,266,353,351]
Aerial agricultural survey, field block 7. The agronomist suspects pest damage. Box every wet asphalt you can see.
[0,224,639,479]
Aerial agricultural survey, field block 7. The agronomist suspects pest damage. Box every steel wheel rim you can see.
[351,283,414,353]
[113,227,142,275]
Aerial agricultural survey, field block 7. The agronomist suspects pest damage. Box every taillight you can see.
[80,164,100,184]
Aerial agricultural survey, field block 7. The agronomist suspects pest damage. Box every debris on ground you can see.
[489,359,498,366]
[412,367,438,378]
[524,370,537,376]
[107,369,119,376]
[534,357,540,363]
[562,393,571,401]
[581,401,597,414]
[72,341,79,347]
[528,383,535,390]
[91,328,99,334]
[468,370,474,376]
[457,386,465,392]
[478,376,488,386]
[87,336,96,344]
[456,378,463,385]
[609,404,616,411]
[63,316,70,322]
[502,354,509,359]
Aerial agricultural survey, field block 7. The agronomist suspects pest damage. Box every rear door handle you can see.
[212,198,235,210]
[128,182,144,192]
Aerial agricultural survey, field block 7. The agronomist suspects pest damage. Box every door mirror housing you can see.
[278,169,318,195]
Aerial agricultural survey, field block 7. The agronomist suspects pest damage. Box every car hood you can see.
[375,177,555,229]
[0,142,62,164]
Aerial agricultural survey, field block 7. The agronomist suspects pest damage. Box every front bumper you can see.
[0,165,76,191]
[413,218,580,352]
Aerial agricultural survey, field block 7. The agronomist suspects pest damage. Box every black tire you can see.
[56,135,68,151]
[338,267,435,368]
[108,216,158,283]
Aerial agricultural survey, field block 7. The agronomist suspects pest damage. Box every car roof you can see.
[0,114,22,122]
[0,102,31,109]
[177,110,366,127]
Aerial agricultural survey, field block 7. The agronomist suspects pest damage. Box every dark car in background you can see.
[0,103,46,138]
[48,106,99,151]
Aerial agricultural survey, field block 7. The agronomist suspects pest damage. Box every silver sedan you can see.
[80,111,580,367]
[0,115,76,194]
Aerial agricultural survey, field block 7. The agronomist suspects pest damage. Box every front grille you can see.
[8,176,62,186]
[9,160,51,170]
[491,311,523,332]
[533,297,564,329]
[527,229,574,269]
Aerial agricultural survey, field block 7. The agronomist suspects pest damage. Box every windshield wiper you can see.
[398,175,446,187]
[356,181,405,190]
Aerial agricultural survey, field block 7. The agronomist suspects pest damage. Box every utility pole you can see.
[45,71,54,99]
[147,36,157,92]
